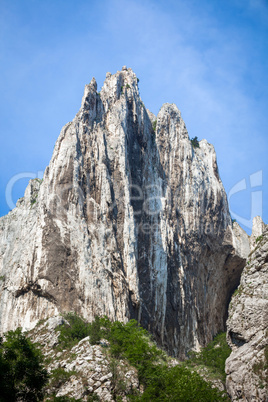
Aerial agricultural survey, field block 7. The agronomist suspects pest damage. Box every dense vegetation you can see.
[185,332,231,381]
[56,312,91,348]
[56,314,230,401]
[0,315,230,401]
[0,328,48,402]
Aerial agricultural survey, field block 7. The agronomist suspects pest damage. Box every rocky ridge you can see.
[226,217,268,401]
[0,67,249,358]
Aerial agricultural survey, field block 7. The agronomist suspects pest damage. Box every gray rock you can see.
[226,220,268,401]
[250,216,266,250]
[0,68,249,357]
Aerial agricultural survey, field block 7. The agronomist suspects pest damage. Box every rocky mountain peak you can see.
[0,68,250,359]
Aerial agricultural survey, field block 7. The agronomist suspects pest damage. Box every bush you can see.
[140,364,229,401]
[57,315,230,401]
[256,235,263,243]
[105,319,165,384]
[56,312,91,348]
[191,136,200,148]
[187,332,231,380]
[89,315,102,345]
[92,317,228,401]
[0,328,48,401]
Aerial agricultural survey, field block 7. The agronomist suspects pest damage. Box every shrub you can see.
[152,120,157,132]
[96,317,228,400]
[256,235,263,243]
[109,358,127,397]
[58,315,230,401]
[89,315,102,345]
[140,364,229,401]
[56,312,91,349]
[187,332,231,380]
[0,328,48,401]
[49,367,77,389]
[105,319,164,383]
[191,136,200,148]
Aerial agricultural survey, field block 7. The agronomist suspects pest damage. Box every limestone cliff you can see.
[226,218,268,401]
[0,67,249,358]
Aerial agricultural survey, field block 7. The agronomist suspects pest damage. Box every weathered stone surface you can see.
[226,219,268,401]
[0,67,249,357]
[250,216,266,251]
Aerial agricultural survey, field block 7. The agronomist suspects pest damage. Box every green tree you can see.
[191,136,200,148]
[0,328,48,401]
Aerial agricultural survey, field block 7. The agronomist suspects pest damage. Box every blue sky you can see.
[0,0,267,234]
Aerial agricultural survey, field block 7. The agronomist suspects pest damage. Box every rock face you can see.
[0,67,249,357]
[250,216,266,251]
[226,219,268,401]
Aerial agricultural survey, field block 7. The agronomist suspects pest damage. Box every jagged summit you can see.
[81,67,140,111]
[0,68,249,358]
